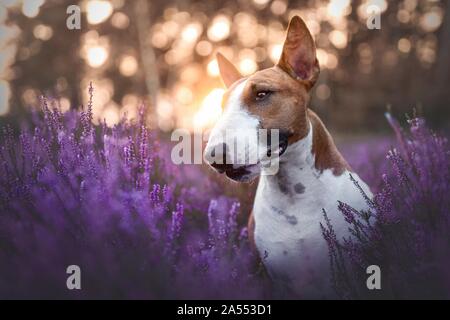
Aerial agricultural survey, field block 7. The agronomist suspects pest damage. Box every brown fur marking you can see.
[308,109,351,175]
[241,66,310,143]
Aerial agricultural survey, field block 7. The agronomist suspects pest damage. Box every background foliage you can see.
[1,0,449,133]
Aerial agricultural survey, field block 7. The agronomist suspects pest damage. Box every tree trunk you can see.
[134,0,160,109]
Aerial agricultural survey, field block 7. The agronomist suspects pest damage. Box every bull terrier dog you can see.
[204,16,372,298]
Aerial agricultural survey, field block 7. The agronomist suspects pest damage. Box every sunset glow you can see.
[193,88,224,132]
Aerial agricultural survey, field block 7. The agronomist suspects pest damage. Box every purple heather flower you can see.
[0,91,261,299]
[324,113,450,299]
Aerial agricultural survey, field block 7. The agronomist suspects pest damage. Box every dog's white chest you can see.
[253,158,371,298]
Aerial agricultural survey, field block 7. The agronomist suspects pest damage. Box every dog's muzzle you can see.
[204,142,256,182]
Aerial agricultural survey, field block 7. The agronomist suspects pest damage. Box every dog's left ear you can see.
[217,52,242,88]
[277,16,320,89]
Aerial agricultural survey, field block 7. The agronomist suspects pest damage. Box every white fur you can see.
[205,80,267,170]
[254,126,372,299]
[205,80,263,169]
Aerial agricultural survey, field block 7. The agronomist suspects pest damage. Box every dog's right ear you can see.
[277,16,319,89]
[217,52,242,88]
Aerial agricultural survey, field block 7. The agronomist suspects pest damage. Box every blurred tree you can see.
[7,1,84,117]
[134,0,159,108]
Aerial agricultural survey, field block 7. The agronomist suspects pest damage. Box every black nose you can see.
[207,143,232,173]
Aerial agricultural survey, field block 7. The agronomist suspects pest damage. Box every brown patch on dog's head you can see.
[240,66,310,143]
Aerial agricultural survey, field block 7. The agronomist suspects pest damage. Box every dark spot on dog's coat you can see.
[277,167,291,194]
[272,206,284,216]
[271,205,298,225]
[312,170,322,178]
[286,215,298,225]
[294,182,305,194]
[278,181,289,194]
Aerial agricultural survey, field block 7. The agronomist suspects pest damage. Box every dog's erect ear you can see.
[277,16,319,88]
[217,52,242,88]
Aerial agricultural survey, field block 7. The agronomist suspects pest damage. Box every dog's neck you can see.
[261,110,350,190]
[253,111,370,300]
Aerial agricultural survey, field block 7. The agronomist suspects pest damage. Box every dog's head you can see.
[204,16,320,182]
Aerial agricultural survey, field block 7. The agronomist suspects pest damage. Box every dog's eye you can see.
[255,90,272,101]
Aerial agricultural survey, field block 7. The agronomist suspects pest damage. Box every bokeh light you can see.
[33,24,53,41]
[327,0,351,19]
[196,40,213,56]
[157,94,175,131]
[21,0,44,18]
[316,83,331,100]
[239,58,257,75]
[420,8,444,32]
[87,46,108,68]
[207,15,231,42]
[207,59,220,77]
[329,30,348,49]
[111,12,130,29]
[102,102,120,126]
[181,22,203,43]
[193,88,224,132]
[398,38,412,53]
[87,0,114,25]
[271,1,288,15]
[119,55,138,77]
[269,44,282,63]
